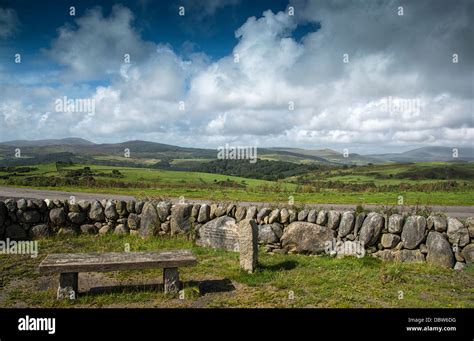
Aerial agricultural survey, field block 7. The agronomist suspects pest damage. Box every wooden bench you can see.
[38,250,197,299]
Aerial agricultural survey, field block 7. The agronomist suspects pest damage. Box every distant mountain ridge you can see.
[0,138,94,147]
[369,146,474,162]
[0,138,472,164]
[268,147,385,164]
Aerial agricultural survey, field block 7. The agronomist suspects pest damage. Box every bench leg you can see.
[163,268,179,295]
[57,273,78,300]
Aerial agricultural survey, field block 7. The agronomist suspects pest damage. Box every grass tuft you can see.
[0,234,472,308]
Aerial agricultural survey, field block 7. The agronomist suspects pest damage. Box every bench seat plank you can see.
[39,250,197,274]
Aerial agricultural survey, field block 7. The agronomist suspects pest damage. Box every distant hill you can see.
[259,147,332,164]
[0,137,94,147]
[0,138,472,167]
[0,139,217,160]
[268,147,385,165]
[370,146,474,162]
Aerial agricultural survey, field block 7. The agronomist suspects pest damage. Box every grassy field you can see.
[3,184,473,207]
[291,162,474,185]
[0,163,281,188]
[1,162,473,205]
[0,234,472,308]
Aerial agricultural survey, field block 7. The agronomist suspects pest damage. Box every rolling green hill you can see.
[1,139,472,169]
[370,146,474,162]
[269,147,385,165]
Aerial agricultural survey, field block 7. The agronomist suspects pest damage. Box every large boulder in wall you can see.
[196,216,239,251]
[426,231,455,268]
[156,201,172,222]
[401,216,427,250]
[447,218,469,247]
[359,212,384,247]
[139,202,160,238]
[170,204,193,234]
[89,201,105,221]
[281,222,335,254]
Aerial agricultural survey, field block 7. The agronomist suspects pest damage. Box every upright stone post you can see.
[238,219,258,273]
[163,267,180,295]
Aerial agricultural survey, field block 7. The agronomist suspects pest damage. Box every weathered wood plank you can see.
[39,250,197,274]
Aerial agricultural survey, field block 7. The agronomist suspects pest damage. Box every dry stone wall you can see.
[0,198,473,270]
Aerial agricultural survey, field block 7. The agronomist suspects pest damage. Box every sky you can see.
[0,0,472,154]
